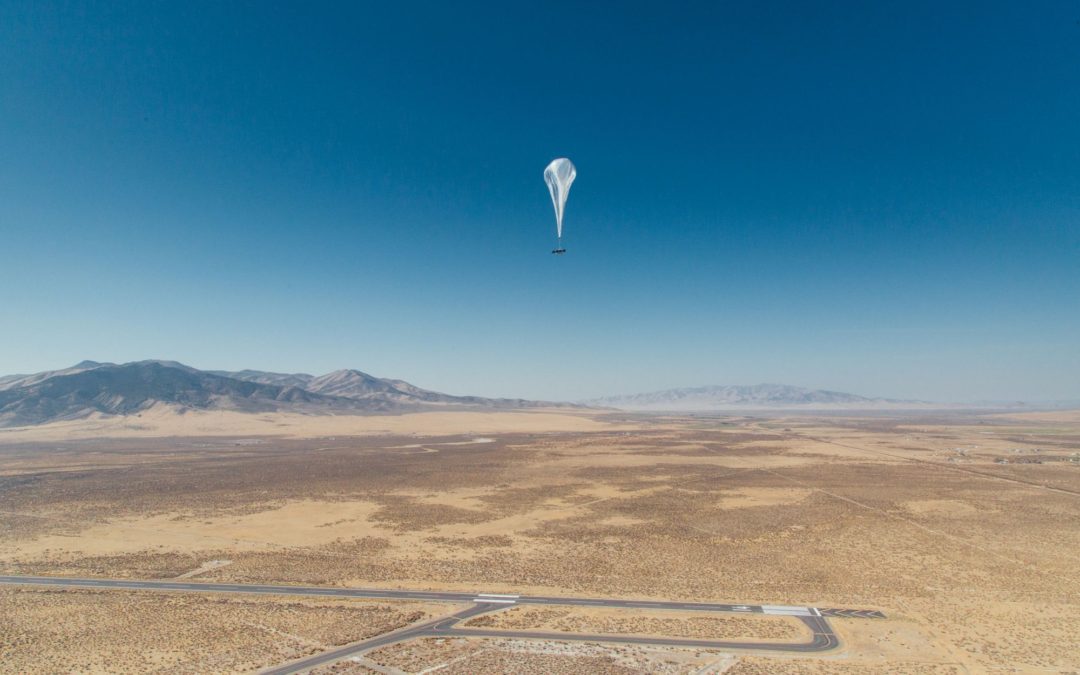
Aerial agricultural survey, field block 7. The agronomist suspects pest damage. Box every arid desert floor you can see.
[1,408,1077,673]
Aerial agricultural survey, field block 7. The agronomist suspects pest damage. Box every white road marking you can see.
[473,598,516,604]
[477,593,519,598]
[761,605,813,616]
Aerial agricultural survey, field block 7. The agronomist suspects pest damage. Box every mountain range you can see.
[0,360,560,428]
[587,384,921,411]
[0,361,971,428]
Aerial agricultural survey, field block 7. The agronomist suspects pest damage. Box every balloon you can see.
[544,158,576,241]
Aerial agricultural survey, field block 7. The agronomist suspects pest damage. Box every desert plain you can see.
[1,407,1078,673]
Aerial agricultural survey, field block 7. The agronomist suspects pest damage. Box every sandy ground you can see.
[361,637,722,674]
[1,409,1078,672]
[462,605,808,641]
[0,404,629,442]
[0,586,447,673]
[989,408,1080,423]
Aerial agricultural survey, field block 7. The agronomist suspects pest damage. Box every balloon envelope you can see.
[544,158,576,238]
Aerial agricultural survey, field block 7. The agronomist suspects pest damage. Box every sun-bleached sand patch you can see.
[0,405,632,442]
[593,515,651,527]
[717,487,812,509]
[549,452,815,470]
[387,437,497,449]
[903,499,984,517]
[175,558,233,579]
[988,408,1080,423]
[1,499,384,558]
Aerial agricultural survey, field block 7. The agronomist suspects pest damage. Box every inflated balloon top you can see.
[544,158,576,249]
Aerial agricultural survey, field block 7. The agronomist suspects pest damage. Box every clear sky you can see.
[1,1,1078,402]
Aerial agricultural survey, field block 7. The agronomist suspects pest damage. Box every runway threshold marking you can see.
[761,605,814,616]
[472,598,516,604]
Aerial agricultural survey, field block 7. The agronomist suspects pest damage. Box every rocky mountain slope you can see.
[0,361,562,427]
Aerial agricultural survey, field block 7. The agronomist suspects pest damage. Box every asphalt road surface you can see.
[0,575,881,673]
[261,603,496,675]
[0,575,852,617]
[263,603,841,675]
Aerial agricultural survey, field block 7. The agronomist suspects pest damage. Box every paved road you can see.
[261,604,495,675]
[0,575,878,673]
[0,575,847,618]
[439,613,840,652]
[263,603,839,674]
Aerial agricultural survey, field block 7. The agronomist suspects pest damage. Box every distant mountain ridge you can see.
[588,384,919,411]
[206,369,315,389]
[0,360,111,392]
[0,361,564,427]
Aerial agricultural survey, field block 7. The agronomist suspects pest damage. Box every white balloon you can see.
[544,158,576,240]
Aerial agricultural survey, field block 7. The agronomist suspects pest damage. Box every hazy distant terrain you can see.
[2,363,1051,429]
[588,384,928,411]
[0,360,565,427]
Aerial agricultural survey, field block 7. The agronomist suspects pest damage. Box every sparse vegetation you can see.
[1,410,1078,672]
[463,605,805,640]
[0,587,433,673]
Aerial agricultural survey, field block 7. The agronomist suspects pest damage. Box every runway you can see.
[0,575,850,617]
[0,575,882,673]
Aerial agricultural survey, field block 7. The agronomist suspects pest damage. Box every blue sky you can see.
[1,1,1078,402]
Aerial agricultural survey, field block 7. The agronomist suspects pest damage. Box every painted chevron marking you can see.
[818,608,886,619]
